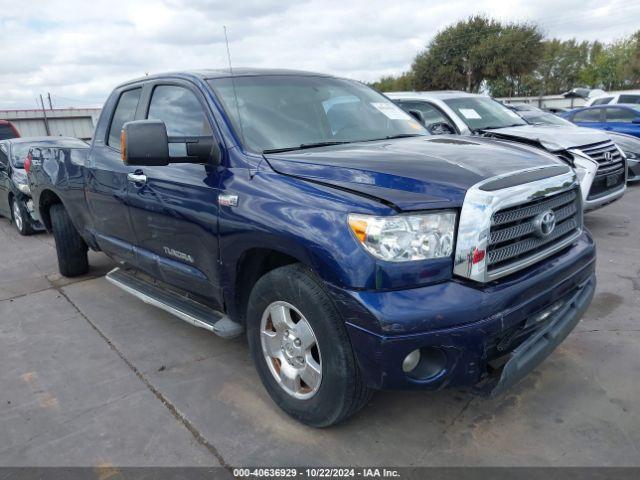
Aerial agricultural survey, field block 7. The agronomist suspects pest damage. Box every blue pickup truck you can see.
[27,69,596,427]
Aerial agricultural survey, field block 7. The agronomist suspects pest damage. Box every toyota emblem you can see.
[534,210,556,238]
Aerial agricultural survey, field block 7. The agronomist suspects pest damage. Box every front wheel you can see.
[11,198,35,236]
[247,264,372,427]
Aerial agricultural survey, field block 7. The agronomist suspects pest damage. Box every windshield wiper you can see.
[262,141,351,154]
[477,124,526,131]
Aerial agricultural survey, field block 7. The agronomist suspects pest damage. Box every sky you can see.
[1,0,639,109]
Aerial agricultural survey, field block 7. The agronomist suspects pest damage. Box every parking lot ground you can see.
[1,185,639,467]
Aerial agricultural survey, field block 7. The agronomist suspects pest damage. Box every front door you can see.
[85,87,142,264]
[126,83,223,307]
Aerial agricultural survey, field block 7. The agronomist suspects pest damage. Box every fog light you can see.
[402,349,421,373]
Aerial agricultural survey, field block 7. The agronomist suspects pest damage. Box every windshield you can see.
[444,97,527,131]
[208,75,427,153]
[522,112,575,127]
[10,144,30,168]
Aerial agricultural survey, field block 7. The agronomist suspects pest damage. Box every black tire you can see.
[247,263,372,427]
[10,197,35,236]
[50,203,89,277]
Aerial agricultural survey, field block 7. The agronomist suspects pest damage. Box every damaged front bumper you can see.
[334,231,596,392]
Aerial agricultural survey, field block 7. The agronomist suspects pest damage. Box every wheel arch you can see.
[38,189,63,231]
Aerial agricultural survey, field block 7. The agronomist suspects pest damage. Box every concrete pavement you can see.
[1,186,639,467]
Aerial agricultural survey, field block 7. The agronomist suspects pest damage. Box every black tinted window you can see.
[148,86,212,136]
[0,124,17,140]
[605,108,638,122]
[108,88,142,148]
[618,95,640,104]
[573,109,602,122]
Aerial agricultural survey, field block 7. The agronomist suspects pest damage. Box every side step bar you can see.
[105,268,243,339]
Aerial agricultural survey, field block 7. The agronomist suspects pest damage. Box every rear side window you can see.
[618,95,640,104]
[572,109,602,122]
[591,97,613,106]
[147,86,212,136]
[108,88,142,148]
[0,124,17,140]
[605,108,638,122]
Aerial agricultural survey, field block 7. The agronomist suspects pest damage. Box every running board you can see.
[105,268,243,339]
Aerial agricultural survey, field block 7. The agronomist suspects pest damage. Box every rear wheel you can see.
[50,203,89,277]
[247,264,372,427]
[11,197,35,236]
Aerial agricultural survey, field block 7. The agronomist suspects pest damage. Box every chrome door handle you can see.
[127,173,147,184]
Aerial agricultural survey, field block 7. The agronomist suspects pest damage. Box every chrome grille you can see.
[580,141,626,175]
[487,189,581,272]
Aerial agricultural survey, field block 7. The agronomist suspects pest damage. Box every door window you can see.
[572,109,602,122]
[605,108,638,122]
[107,88,142,148]
[398,101,454,129]
[147,86,212,136]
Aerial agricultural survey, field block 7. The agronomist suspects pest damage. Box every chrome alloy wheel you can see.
[12,201,23,232]
[260,301,322,399]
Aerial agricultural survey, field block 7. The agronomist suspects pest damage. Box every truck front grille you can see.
[487,189,581,272]
[579,141,626,200]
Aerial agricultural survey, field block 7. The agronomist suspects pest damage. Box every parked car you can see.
[388,91,626,211]
[0,120,20,140]
[561,104,640,138]
[0,137,52,235]
[28,70,596,427]
[585,91,640,106]
[518,110,640,182]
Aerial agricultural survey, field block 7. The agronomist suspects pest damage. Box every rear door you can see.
[604,107,640,137]
[85,87,142,264]
[126,81,224,306]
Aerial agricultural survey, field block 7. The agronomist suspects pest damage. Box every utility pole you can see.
[47,92,53,110]
[39,94,51,136]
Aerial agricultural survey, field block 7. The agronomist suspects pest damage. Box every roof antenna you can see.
[223,25,245,147]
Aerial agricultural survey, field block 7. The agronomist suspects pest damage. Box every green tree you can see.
[411,15,542,93]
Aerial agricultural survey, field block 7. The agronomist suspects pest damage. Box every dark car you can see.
[519,110,640,182]
[28,70,595,427]
[0,137,86,235]
[561,104,640,138]
[0,120,20,140]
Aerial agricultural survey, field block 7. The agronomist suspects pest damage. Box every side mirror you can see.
[427,122,455,135]
[407,109,425,124]
[122,120,169,166]
[122,120,222,167]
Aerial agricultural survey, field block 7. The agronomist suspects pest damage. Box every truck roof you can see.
[118,68,335,88]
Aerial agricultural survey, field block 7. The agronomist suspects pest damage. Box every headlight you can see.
[348,211,456,262]
[17,183,31,195]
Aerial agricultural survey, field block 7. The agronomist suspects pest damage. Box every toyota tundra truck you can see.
[27,69,596,427]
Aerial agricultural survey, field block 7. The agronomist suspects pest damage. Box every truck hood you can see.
[264,136,565,211]
[481,125,611,151]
